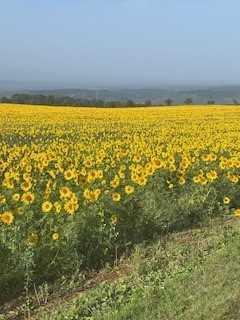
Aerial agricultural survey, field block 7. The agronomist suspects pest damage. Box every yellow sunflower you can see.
[0,211,14,225]
[42,201,53,213]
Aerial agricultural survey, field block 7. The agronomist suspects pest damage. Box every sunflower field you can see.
[1,104,240,298]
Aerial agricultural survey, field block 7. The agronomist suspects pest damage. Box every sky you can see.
[1,0,240,88]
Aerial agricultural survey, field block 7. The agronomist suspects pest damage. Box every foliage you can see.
[1,104,240,301]
[1,94,138,108]
[37,219,240,320]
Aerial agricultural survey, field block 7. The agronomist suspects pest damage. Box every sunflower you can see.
[125,185,134,195]
[21,192,35,205]
[64,201,78,215]
[0,194,6,205]
[16,207,24,215]
[96,170,103,179]
[179,177,186,185]
[83,189,91,201]
[52,232,60,241]
[54,201,62,213]
[111,178,120,188]
[111,214,118,225]
[136,176,147,186]
[12,193,20,202]
[87,170,97,183]
[64,169,75,181]
[21,180,32,192]
[83,188,101,202]
[0,211,14,225]
[112,192,121,202]
[42,201,53,213]
[223,196,230,205]
[60,186,71,199]
[234,208,240,217]
[3,178,14,189]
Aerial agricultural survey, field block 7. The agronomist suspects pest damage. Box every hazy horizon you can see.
[3,80,240,92]
[1,0,240,88]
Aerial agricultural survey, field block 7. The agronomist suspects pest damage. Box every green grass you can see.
[106,223,240,320]
[29,217,240,320]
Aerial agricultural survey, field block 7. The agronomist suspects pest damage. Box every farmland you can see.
[1,104,240,318]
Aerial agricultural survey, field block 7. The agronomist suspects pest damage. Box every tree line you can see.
[0,93,219,107]
[0,94,145,107]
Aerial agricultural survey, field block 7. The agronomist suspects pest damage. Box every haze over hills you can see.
[1,81,240,104]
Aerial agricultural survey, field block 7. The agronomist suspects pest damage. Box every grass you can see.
[106,221,240,320]
[15,216,238,320]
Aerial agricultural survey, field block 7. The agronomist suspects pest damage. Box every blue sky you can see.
[1,0,239,87]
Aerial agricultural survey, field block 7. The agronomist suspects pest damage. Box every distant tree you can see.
[165,98,173,106]
[233,99,239,105]
[1,97,9,103]
[107,101,120,108]
[144,99,152,106]
[207,100,215,105]
[184,97,193,105]
[126,99,135,107]
[12,93,29,104]
[46,95,56,105]
[4,93,140,108]
[95,99,104,107]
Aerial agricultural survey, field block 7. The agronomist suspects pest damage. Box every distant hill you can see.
[1,84,240,104]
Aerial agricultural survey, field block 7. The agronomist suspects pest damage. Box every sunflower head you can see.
[0,211,14,225]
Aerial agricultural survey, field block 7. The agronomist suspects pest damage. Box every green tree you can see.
[165,98,173,106]
[184,97,193,105]
[144,100,152,106]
